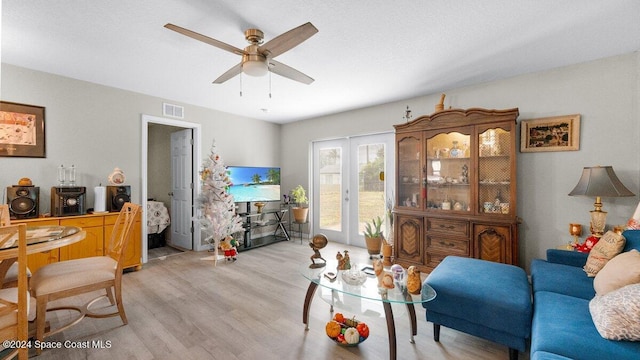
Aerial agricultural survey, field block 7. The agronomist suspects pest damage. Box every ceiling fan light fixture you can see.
[243,60,268,77]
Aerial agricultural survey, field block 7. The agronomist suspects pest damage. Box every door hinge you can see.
[190,226,194,234]
[190,182,194,189]
[190,138,194,146]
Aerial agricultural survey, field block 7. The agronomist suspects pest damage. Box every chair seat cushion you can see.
[31,256,117,296]
[3,262,32,284]
[0,287,31,330]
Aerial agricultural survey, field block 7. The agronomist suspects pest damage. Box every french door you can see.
[312,133,394,246]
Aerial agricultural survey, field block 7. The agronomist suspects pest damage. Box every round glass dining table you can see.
[0,225,86,284]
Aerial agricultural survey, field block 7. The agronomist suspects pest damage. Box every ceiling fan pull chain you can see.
[239,73,243,97]
[269,71,272,99]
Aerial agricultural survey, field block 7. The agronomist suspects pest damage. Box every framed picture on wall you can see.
[0,101,46,158]
[520,114,580,153]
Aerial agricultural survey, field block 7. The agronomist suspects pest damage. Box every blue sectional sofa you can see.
[529,230,640,360]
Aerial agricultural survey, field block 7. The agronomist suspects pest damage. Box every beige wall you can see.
[3,51,639,271]
[0,63,281,215]
[281,52,640,270]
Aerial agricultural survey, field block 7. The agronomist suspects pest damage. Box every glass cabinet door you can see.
[478,125,512,215]
[397,132,422,209]
[425,129,471,212]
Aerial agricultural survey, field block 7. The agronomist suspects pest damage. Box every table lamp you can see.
[568,166,635,236]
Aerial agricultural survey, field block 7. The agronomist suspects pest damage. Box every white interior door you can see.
[170,129,193,250]
[312,133,394,246]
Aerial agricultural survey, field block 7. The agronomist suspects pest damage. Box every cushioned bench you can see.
[423,256,532,360]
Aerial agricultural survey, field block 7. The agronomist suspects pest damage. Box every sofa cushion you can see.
[531,291,640,360]
[589,283,640,341]
[423,256,531,352]
[594,249,640,295]
[584,230,626,277]
[531,259,595,300]
[622,229,640,252]
[530,351,573,360]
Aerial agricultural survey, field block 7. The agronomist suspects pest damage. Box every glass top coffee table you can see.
[301,264,436,360]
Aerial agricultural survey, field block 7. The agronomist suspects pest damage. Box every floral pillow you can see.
[589,283,640,341]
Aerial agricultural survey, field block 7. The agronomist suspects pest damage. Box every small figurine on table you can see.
[336,250,351,270]
[219,236,238,262]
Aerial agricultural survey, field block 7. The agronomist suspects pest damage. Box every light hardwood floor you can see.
[33,240,530,359]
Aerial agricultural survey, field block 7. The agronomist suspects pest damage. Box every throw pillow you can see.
[583,231,626,277]
[626,201,640,230]
[594,249,640,295]
[589,283,640,341]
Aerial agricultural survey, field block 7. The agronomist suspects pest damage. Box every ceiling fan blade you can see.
[213,63,242,84]
[269,60,314,85]
[259,22,318,59]
[164,23,246,56]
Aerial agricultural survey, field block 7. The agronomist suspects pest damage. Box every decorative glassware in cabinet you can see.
[397,133,422,208]
[478,127,511,214]
[425,131,471,212]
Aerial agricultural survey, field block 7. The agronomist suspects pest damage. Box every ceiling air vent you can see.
[163,102,184,119]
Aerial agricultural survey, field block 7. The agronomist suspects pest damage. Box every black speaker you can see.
[6,186,39,219]
[107,186,131,212]
[51,187,86,217]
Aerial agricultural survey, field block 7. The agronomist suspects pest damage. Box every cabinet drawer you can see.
[60,216,103,227]
[426,218,469,236]
[426,235,470,256]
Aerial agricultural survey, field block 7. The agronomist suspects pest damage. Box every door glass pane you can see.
[425,131,471,211]
[478,128,511,214]
[319,148,342,231]
[357,143,386,235]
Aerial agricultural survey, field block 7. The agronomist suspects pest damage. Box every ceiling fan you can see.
[164,22,318,85]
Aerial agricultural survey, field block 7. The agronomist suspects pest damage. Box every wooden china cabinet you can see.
[393,108,520,273]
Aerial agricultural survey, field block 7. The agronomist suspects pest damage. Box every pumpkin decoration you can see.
[356,322,370,338]
[344,327,360,344]
[326,315,369,346]
[325,320,342,338]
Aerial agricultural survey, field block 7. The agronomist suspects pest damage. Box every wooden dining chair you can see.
[30,203,140,353]
[0,204,31,290]
[0,204,9,227]
[0,224,29,359]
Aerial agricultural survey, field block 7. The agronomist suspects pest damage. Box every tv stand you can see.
[237,202,289,251]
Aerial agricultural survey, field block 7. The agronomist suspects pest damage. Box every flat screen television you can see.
[226,166,281,203]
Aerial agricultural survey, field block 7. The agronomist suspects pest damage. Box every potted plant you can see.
[291,185,309,223]
[363,216,384,259]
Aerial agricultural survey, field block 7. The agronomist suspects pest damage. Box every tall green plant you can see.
[291,185,308,205]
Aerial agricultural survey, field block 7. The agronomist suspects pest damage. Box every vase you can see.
[382,243,393,267]
[292,207,308,223]
[365,236,382,259]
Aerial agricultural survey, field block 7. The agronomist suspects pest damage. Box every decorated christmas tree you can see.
[197,141,243,263]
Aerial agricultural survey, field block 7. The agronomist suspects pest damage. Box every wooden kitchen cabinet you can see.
[393,108,521,273]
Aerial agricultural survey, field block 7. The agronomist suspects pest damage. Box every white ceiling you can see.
[2,1,640,124]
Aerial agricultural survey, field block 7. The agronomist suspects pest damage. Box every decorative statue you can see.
[219,236,238,262]
[373,259,394,289]
[336,250,351,270]
[407,266,422,295]
[309,234,328,268]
